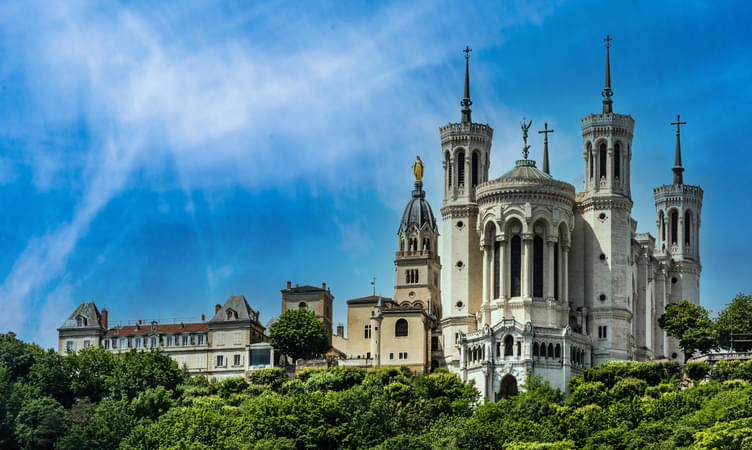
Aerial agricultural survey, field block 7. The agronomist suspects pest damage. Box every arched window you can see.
[504,335,514,356]
[554,242,559,301]
[659,211,665,243]
[614,143,621,179]
[548,343,554,358]
[671,210,678,244]
[496,342,501,358]
[517,341,521,356]
[446,152,452,188]
[364,325,371,339]
[599,143,607,179]
[493,240,501,299]
[511,235,522,297]
[457,150,465,186]
[472,152,479,187]
[298,302,307,310]
[533,342,539,357]
[533,235,544,297]
[684,211,691,246]
[555,344,561,358]
[588,143,594,179]
[395,319,408,337]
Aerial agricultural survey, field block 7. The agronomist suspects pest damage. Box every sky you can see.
[0,1,750,349]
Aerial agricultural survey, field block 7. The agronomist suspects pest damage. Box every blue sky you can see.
[1,1,750,348]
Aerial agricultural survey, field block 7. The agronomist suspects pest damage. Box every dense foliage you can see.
[5,331,752,449]
[269,309,331,362]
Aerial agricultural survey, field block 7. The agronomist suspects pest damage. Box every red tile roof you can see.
[105,322,208,336]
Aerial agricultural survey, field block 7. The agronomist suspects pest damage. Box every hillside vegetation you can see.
[3,332,752,449]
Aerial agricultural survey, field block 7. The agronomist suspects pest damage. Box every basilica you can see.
[334,38,703,396]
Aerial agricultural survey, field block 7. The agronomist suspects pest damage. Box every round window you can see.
[599,294,607,301]
[671,277,678,284]
[599,253,606,261]
[671,352,678,359]
[456,261,464,268]
[598,213,607,220]
[456,221,464,228]
[456,301,464,308]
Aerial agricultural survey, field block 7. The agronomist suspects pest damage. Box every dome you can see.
[496,159,552,181]
[400,181,437,231]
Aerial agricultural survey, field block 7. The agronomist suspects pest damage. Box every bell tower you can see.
[579,36,636,364]
[440,46,493,368]
[653,115,703,360]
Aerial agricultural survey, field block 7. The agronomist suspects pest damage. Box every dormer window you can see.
[76,316,87,327]
[226,309,238,320]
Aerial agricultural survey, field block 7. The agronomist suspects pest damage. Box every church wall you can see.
[379,314,428,371]
[344,303,375,359]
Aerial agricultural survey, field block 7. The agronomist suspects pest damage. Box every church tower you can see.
[440,47,493,368]
[576,36,636,364]
[653,115,703,360]
[394,165,441,317]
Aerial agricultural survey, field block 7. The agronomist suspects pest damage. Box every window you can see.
[298,302,307,310]
[517,342,521,356]
[76,317,83,327]
[127,337,132,348]
[234,354,241,366]
[671,210,678,244]
[198,335,204,345]
[66,341,74,351]
[111,338,117,349]
[366,352,371,359]
[533,342,539,357]
[182,335,189,346]
[83,340,91,348]
[395,319,408,337]
[511,235,522,297]
[234,331,242,345]
[216,355,224,367]
[471,151,479,187]
[684,211,691,246]
[167,336,173,347]
[389,352,394,360]
[135,338,142,348]
[457,150,465,185]
[119,339,126,349]
[533,235,544,297]
[364,325,372,339]
[446,152,452,187]
[554,242,559,300]
[504,336,514,356]
[598,326,608,339]
[104,340,110,350]
[151,337,157,348]
[431,336,439,350]
[555,344,561,358]
[217,332,224,345]
[493,241,501,299]
[398,352,409,360]
[614,143,621,179]
[599,143,607,179]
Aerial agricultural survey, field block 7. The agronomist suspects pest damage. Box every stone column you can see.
[562,243,569,304]
[522,233,533,298]
[546,237,556,300]
[482,241,490,305]
[678,215,685,259]
[607,147,613,186]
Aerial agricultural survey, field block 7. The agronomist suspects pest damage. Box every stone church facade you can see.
[335,39,703,397]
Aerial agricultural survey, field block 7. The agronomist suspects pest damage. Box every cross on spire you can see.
[602,34,614,113]
[461,46,473,123]
[538,122,555,175]
[671,114,687,184]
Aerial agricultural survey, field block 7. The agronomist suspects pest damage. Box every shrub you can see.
[711,360,742,382]
[610,377,647,400]
[567,381,608,408]
[686,361,711,381]
[249,368,288,390]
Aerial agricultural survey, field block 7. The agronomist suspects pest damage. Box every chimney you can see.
[322,282,326,290]
[201,313,205,321]
[180,322,184,328]
[286,280,292,289]
[215,304,221,313]
[101,309,108,329]
[336,324,344,336]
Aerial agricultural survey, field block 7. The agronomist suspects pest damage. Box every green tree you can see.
[14,396,66,450]
[716,293,752,352]
[658,299,716,360]
[105,349,185,400]
[269,310,330,362]
[0,332,42,381]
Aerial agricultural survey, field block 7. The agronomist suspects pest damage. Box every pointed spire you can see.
[670,114,687,184]
[602,34,614,114]
[538,122,555,175]
[461,46,472,123]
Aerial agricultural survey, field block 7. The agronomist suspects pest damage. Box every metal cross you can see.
[604,34,613,48]
[670,114,686,135]
[371,277,376,296]
[463,45,472,60]
[538,122,555,142]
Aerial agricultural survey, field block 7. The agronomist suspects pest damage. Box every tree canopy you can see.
[658,299,716,359]
[269,309,330,362]
[716,293,752,352]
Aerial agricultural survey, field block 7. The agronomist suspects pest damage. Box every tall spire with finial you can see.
[538,122,554,174]
[670,114,687,184]
[602,34,614,114]
[461,46,472,123]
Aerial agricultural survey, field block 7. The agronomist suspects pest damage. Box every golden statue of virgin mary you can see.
[412,155,424,181]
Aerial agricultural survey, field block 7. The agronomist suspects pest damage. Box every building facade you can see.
[58,295,267,380]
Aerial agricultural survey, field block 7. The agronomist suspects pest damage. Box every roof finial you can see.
[538,122,554,174]
[461,46,472,123]
[521,118,532,159]
[602,34,614,113]
[670,114,687,184]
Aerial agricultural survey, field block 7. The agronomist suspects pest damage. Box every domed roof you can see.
[496,159,552,181]
[400,181,437,231]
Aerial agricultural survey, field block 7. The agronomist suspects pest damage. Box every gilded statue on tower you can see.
[412,155,424,181]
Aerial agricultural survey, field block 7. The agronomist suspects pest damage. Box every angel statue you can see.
[521,117,533,159]
[412,155,424,181]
